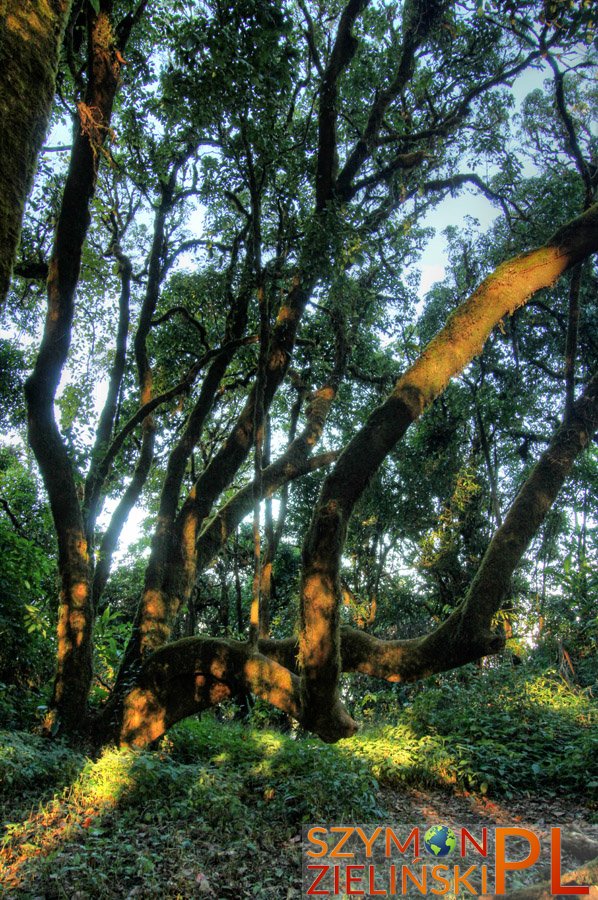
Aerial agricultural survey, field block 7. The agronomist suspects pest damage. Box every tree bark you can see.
[112,377,595,745]
[109,205,598,748]
[117,261,319,678]
[83,245,131,556]
[0,0,72,305]
[297,201,598,738]
[23,3,129,733]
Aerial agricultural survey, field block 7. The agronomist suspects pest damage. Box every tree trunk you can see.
[297,201,598,739]
[0,0,72,304]
[107,204,598,748]
[107,373,596,745]
[24,3,128,734]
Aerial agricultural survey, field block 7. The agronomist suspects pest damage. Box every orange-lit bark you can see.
[94,198,598,748]
[112,282,253,689]
[112,205,598,747]
[100,343,344,740]
[116,266,320,679]
[298,202,598,738]
[24,3,131,733]
[113,373,597,748]
[273,373,598,681]
[119,636,302,747]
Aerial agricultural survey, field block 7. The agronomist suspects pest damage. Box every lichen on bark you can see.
[0,0,72,304]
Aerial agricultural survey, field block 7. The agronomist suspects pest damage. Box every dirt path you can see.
[381,782,596,829]
[378,784,598,896]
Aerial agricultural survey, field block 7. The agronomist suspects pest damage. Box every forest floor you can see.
[1,665,597,897]
[382,783,598,897]
[1,725,597,899]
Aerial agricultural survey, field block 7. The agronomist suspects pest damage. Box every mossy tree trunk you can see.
[108,202,598,748]
[0,0,72,305]
[297,202,598,738]
[24,1,132,736]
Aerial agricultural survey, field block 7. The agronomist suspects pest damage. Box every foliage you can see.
[2,665,596,893]
[91,606,133,703]
[0,448,57,725]
[0,522,55,721]
[0,732,83,797]
[343,661,598,801]
[0,720,380,896]
[0,0,597,755]
[405,663,598,799]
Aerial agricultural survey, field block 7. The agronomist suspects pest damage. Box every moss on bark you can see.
[0,0,72,304]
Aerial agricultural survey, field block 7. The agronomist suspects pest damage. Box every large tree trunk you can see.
[0,0,72,305]
[24,3,128,735]
[105,202,598,748]
[297,201,598,739]
[115,368,598,748]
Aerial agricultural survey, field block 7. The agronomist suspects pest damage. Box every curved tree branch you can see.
[119,351,597,748]
[315,0,370,210]
[297,201,598,739]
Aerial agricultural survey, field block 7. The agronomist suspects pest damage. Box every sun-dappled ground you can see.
[1,666,596,897]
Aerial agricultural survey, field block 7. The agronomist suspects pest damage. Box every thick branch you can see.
[336,0,448,200]
[123,291,253,650]
[547,55,594,206]
[168,264,319,602]
[459,371,598,636]
[151,305,209,348]
[333,372,598,683]
[23,3,126,731]
[117,635,352,747]
[114,375,597,747]
[0,497,28,538]
[297,201,598,739]
[12,261,49,281]
[315,0,370,210]
[0,1,72,304]
[92,422,155,607]
[196,449,339,575]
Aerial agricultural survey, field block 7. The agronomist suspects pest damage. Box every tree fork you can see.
[109,368,596,748]
[120,257,321,674]
[99,202,598,747]
[297,201,598,738]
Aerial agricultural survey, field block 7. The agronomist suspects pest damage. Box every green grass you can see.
[0,664,596,897]
[403,665,598,798]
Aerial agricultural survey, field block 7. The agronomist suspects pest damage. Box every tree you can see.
[2,0,597,747]
[0,0,73,304]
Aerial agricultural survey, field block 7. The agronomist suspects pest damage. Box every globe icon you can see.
[424,825,457,858]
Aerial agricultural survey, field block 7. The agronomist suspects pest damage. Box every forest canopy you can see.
[0,0,597,748]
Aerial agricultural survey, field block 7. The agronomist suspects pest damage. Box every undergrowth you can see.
[0,663,596,897]
[349,665,598,800]
[404,665,598,798]
[0,719,382,898]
